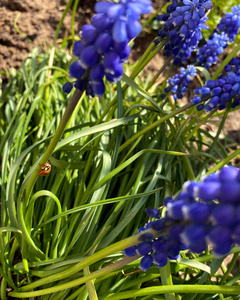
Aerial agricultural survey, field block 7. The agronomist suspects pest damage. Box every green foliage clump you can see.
[1,0,240,299]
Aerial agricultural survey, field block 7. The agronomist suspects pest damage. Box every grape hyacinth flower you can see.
[163,65,196,100]
[124,165,240,272]
[63,0,153,97]
[195,32,229,68]
[155,0,212,65]
[191,57,240,111]
[214,5,240,42]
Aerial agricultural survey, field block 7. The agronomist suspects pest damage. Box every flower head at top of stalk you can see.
[214,4,240,42]
[63,0,153,97]
[124,165,240,272]
[163,64,196,101]
[195,32,229,69]
[155,0,212,65]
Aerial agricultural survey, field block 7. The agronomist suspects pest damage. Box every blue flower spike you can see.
[215,5,240,42]
[124,166,240,271]
[164,65,196,100]
[191,57,240,111]
[63,0,153,97]
[195,32,229,68]
[156,0,212,64]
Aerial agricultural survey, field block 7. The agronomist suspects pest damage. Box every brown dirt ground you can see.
[0,0,96,70]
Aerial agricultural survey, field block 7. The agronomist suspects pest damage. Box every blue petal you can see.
[69,61,85,79]
[112,63,124,78]
[132,0,153,14]
[95,1,115,13]
[139,255,153,272]
[107,4,124,20]
[192,10,200,22]
[92,80,105,97]
[197,182,221,201]
[179,24,188,37]
[80,46,99,67]
[81,25,98,44]
[198,7,205,18]
[181,224,207,245]
[112,18,127,43]
[202,1,213,10]
[123,246,137,257]
[73,40,84,57]
[103,51,120,71]
[91,13,112,31]
[137,242,153,256]
[126,3,141,19]
[153,252,168,267]
[95,33,113,53]
[127,19,142,39]
[90,64,104,82]
[117,44,130,62]
[62,82,73,94]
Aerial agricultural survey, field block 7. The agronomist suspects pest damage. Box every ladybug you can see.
[38,161,51,176]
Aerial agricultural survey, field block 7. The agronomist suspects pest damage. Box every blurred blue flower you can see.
[215,4,240,42]
[62,82,73,94]
[163,65,196,100]
[124,165,240,271]
[191,57,240,111]
[63,0,153,97]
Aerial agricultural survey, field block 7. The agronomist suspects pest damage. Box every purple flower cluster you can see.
[155,0,212,65]
[215,5,240,42]
[191,57,240,111]
[63,0,152,97]
[195,32,229,68]
[124,165,240,272]
[163,65,196,100]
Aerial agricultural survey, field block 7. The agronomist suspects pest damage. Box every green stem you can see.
[196,104,230,178]
[130,42,156,79]
[103,285,240,299]
[160,261,176,300]
[25,89,82,200]
[16,229,161,292]
[145,59,173,92]
[176,247,240,272]
[206,146,240,175]
[132,42,165,79]
[71,0,80,44]
[9,284,240,299]
[220,252,239,284]
[84,266,98,300]
[9,256,140,298]
[15,90,82,259]
[53,0,74,45]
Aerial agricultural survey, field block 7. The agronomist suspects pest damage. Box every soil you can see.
[0,0,96,70]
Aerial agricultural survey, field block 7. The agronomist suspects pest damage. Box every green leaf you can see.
[177,257,211,274]
[195,67,211,81]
